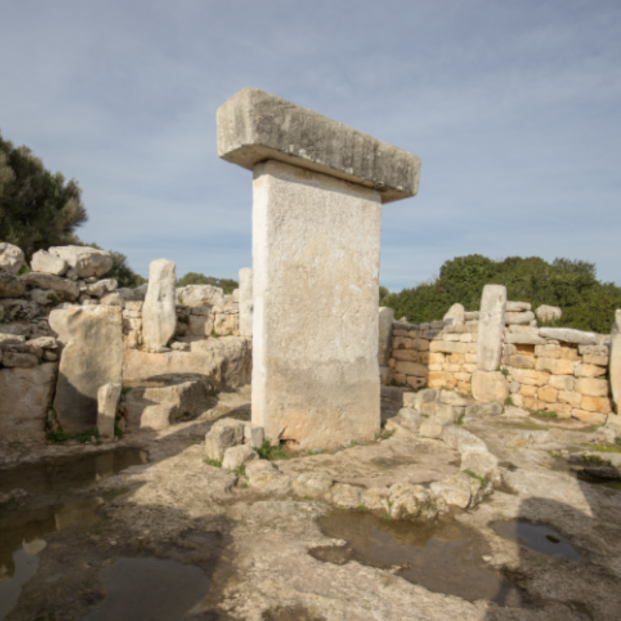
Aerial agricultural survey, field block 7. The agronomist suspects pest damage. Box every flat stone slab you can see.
[217,88,421,203]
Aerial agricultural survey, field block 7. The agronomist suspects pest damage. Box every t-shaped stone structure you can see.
[217,88,421,448]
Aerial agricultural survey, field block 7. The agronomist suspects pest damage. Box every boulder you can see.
[471,370,508,402]
[536,305,562,323]
[0,362,58,441]
[86,278,118,298]
[97,383,122,439]
[48,246,113,278]
[30,250,68,275]
[142,259,177,349]
[443,303,465,326]
[245,460,292,495]
[222,444,258,470]
[238,267,253,337]
[205,418,246,461]
[388,483,436,519]
[430,477,472,509]
[419,418,451,439]
[612,309,621,415]
[176,284,225,308]
[439,390,468,407]
[292,472,333,498]
[0,272,26,298]
[21,272,80,301]
[477,284,507,371]
[378,306,394,365]
[49,305,123,433]
[0,242,25,275]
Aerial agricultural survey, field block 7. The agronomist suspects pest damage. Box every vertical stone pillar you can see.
[142,259,177,350]
[217,88,420,448]
[378,307,394,384]
[238,267,253,337]
[611,309,621,415]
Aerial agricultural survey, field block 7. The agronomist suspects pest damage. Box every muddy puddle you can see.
[81,557,211,620]
[492,521,582,561]
[0,449,148,620]
[549,454,621,491]
[313,510,530,606]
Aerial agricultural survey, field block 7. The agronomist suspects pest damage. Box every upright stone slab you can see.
[142,259,177,350]
[477,285,507,371]
[49,306,123,433]
[611,309,621,415]
[378,307,394,365]
[218,88,421,448]
[239,267,253,337]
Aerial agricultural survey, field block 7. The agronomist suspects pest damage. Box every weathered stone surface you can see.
[611,309,621,414]
[250,160,381,449]
[378,307,394,365]
[244,423,264,448]
[0,272,26,298]
[575,363,606,378]
[506,301,531,312]
[0,242,25,274]
[238,268,253,337]
[245,460,292,495]
[1,351,39,367]
[420,402,456,423]
[388,483,436,519]
[222,444,258,470]
[100,292,124,307]
[49,305,123,433]
[30,250,67,275]
[177,284,225,308]
[535,304,562,323]
[439,390,468,407]
[205,418,246,461]
[505,311,535,325]
[477,285,507,371]
[504,328,545,345]
[471,370,508,402]
[0,362,57,440]
[430,477,472,509]
[97,383,121,439]
[217,87,421,204]
[86,278,118,298]
[443,303,465,326]
[535,357,576,375]
[419,418,450,439]
[292,472,333,498]
[396,408,422,432]
[394,360,428,377]
[539,327,598,345]
[142,259,177,349]
[48,246,113,278]
[325,482,363,508]
[21,272,80,301]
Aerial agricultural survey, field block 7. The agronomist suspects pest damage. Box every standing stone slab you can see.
[251,160,382,447]
[142,259,177,350]
[611,309,621,415]
[49,306,123,433]
[378,307,394,366]
[97,382,122,439]
[239,267,253,337]
[477,285,507,372]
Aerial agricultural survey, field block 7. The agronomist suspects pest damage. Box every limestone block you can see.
[535,357,576,376]
[205,418,246,461]
[21,272,79,301]
[0,272,26,298]
[222,444,258,470]
[48,246,113,278]
[420,402,456,422]
[415,339,430,351]
[86,278,118,298]
[214,312,238,336]
[559,391,583,407]
[378,307,394,365]
[245,460,292,495]
[217,87,421,204]
[177,284,225,308]
[244,423,264,448]
[250,161,382,448]
[505,329,545,345]
[428,371,457,390]
[549,375,575,391]
[430,478,472,509]
[575,363,607,378]
[510,367,550,387]
[397,407,423,432]
[539,327,598,346]
[238,267,253,337]
[439,390,467,407]
[408,388,437,411]
[506,354,535,369]
[461,450,498,479]
[392,372,407,385]
[476,284,507,371]
[523,396,546,411]
[559,346,579,360]
[581,396,613,414]
[572,409,607,425]
[49,306,123,432]
[471,370,508,402]
[505,311,535,325]
[535,305,562,323]
[188,314,214,337]
[142,259,177,349]
[0,362,57,440]
[419,418,450,439]
[393,349,418,362]
[1,351,38,367]
[582,354,609,366]
[292,473,333,498]
[394,360,427,377]
[30,249,67,276]
[97,382,122,439]
[612,309,621,414]
[443,303,465,326]
[429,341,471,354]
[538,385,558,403]
[0,242,25,274]
[506,301,531,312]
[428,352,444,365]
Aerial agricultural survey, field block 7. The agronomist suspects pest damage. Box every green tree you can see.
[83,243,146,288]
[0,130,87,258]
[178,272,238,294]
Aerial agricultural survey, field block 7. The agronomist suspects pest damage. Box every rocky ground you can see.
[2,387,621,620]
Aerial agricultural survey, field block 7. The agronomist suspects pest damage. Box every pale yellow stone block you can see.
[428,371,457,390]
[575,377,610,397]
[449,353,465,364]
[581,395,613,414]
[538,385,558,403]
[428,352,444,364]
[575,363,607,378]
[443,333,461,342]
[523,396,546,411]
[393,349,418,362]
[520,384,537,397]
[510,368,550,386]
[465,353,477,364]
[429,363,443,372]
[459,333,473,343]
[549,375,575,391]
[558,390,583,407]
[547,403,572,418]
[454,372,471,382]
[560,346,579,361]
[572,409,607,425]
[463,363,477,373]
[582,354,609,366]
[457,381,471,394]
[535,357,576,376]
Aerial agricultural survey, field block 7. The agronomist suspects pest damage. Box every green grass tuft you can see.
[255,440,289,461]
[205,458,222,468]
[463,468,488,489]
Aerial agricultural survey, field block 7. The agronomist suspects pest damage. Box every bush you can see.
[178,272,238,294]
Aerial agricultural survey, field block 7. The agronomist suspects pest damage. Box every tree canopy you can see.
[380,255,621,334]
[0,131,87,258]
[177,272,239,294]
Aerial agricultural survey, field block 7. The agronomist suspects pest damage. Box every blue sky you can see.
[1,1,619,290]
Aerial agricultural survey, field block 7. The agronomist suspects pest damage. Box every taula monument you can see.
[217,88,421,448]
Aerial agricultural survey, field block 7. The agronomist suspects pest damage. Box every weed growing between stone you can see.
[504,396,514,407]
[532,410,558,419]
[73,427,100,443]
[581,442,621,454]
[456,414,465,426]
[463,469,488,489]
[255,440,289,461]
[205,458,223,468]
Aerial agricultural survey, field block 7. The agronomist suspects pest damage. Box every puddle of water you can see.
[549,455,621,491]
[314,510,529,606]
[81,557,211,621]
[0,448,148,496]
[492,521,581,561]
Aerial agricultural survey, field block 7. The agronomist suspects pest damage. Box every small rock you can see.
[245,460,292,495]
[0,272,26,298]
[325,483,362,509]
[292,473,333,498]
[244,423,264,448]
[389,483,437,519]
[30,250,67,276]
[439,390,468,407]
[205,418,245,461]
[0,242,25,275]
[222,444,258,470]
[396,408,422,432]
[419,418,451,439]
